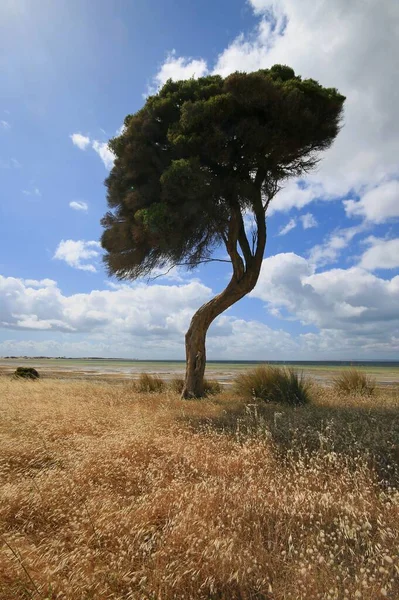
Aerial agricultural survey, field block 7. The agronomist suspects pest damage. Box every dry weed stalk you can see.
[0,378,398,599]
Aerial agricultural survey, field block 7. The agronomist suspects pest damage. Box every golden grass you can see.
[0,378,398,599]
[332,368,376,397]
[135,372,166,393]
[233,365,311,405]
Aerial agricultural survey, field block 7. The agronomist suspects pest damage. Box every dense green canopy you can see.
[101,65,345,279]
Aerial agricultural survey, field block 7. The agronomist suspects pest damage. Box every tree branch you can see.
[225,210,245,281]
[237,215,253,265]
[146,258,232,282]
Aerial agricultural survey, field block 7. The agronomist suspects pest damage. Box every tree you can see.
[101,65,345,398]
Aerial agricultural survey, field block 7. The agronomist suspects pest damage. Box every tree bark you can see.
[182,188,266,398]
[181,276,258,398]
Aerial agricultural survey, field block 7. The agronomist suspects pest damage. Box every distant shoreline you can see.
[1,357,398,385]
[1,356,399,368]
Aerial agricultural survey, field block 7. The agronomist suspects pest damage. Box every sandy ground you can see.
[0,358,398,387]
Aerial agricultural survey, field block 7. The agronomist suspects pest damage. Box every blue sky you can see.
[0,0,398,359]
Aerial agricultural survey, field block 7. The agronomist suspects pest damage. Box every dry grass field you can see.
[0,377,398,599]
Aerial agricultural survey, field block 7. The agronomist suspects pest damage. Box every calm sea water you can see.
[1,358,398,370]
[1,358,398,383]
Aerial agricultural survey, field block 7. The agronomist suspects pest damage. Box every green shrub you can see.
[136,373,166,393]
[332,368,376,396]
[14,367,40,380]
[233,366,310,406]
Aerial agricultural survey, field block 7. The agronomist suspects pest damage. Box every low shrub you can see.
[169,377,222,396]
[233,365,310,406]
[169,376,185,394]
[333,368,376,396]
[14,367,40,380]
[135,373,166,393]
[203,378,222,395]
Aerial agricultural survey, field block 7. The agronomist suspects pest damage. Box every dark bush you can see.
[14,367,40,380]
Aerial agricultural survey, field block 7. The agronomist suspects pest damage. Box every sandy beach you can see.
[1,358,398,387]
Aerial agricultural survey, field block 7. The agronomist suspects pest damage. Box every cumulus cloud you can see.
[70,132,115,170]
[278,218,296,236]
[148,50,208,94]
[69,200,88,212]
[70,133,91,150]
[0,275,298,359]
[344,180,399,224]
[53,240,102,272]
[215,0,399,196]
[0,339,109,358]
[150,0,399,212]
[308,224,366,267]
[268,181,330,214]
[300,213,318,229]
[23,278,57,288]
[0,275,211,347]
[92,140,115,170]
[359,237,399,271]
[251,252,399,354]
[207,315,298,357]
[0,263,398,358]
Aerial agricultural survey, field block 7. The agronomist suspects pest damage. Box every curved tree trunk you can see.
[181,275,259,398]
[182,192,267,398]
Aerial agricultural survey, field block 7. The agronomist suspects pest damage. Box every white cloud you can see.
[251,252,314,305]
[359,237,399,271]
[69,132,115,170]
[344,180,399,224]
[92,140,115,171]
[148,50,208,94]
[23,278,57,288]
[0,120,10,130]
[213,10,286,77]
[207,315,297,357]
[268,181,329,214]
[0,276,71,333]
[70,133,91,150]
[215,0,399,196]
[0,264,398,358]
[251,252,399,354]
[278,218,296,236]
[308,224,366,267]
[150,1,399,213]
[300,213,318,229]
[22,187,41,197]
[145,265,192,283]
[0,274,212,345]
[53,240,102,273]
[116,124,126,136]
[69,200,88,212]
[0,158,21,169]
[0,274,299,359]
[13,314,75,331]
[249,0,276,15]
